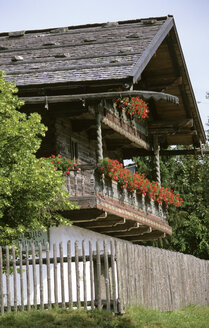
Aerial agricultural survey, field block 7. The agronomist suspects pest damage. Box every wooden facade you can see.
[0,16,205,242]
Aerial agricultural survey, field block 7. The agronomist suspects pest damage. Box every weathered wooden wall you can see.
[117,243,209,311]
[55,117,97,165]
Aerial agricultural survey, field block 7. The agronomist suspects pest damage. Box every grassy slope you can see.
[0,305,208,328]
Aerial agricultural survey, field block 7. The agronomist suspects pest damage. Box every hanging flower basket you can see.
[114,96,149,122]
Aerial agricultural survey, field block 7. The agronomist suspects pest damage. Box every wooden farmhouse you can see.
[0,15,206,246]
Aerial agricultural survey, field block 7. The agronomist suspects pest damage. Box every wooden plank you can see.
[46,242,51,309]
[75,241,81,309]
[32,243,37,309]
[0,247,4,315]
[96,240,102,309]
[89,241,94,309]
[110,240,117,313]
[6,246,11,312]
[59,242,65,308]
[19,244,24,311]
[53,243,58,307]
[82,240,87,309]
[115,241,122,313]
[21,90,178,106]
[67,241,72,309]
[12,246,17,312]
[26,244,31,311]
[39,243,44,309]
[103,241,110,311]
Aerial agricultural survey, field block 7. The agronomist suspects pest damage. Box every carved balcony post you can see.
[153,135,161,186]
[96,103,104,162]
[153,135,163,217]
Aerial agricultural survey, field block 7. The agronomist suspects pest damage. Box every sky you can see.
[0,0,209,130]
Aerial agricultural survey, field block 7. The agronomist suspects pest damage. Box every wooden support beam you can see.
[133,148,209,156]
[149,118,193,129]
[106,226,151,237]
[131,231,166,242]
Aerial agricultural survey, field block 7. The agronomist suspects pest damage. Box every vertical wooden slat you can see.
[75,241,81,309]
[53,243,58,307]
[67,241,72,309]
[39,243,44,309]
[81,171,85,195]
[96,240,102,310]
[0,247,4,315]
[12,246,17,312]
[110,240,117,313]
[46,242,51,309]
[59,242,65,307]
[74,171,78,196]
[103,241,110,311]
[26,244,30,312]
[115,242,122,313]
[89,241,94,309]
[6,246,11,312]
[31,243,37,309]
[82,240,87,309]
[19,244,24,311]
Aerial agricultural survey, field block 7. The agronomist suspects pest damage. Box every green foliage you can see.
[0,72,77,245]
[0,306,208,328]
[134,138,209,260]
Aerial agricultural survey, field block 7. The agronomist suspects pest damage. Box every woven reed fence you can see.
[0,240,208,315]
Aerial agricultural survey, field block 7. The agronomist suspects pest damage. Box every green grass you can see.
[0,305,208,328]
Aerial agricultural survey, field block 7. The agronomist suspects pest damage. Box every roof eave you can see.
[129,16,174,84]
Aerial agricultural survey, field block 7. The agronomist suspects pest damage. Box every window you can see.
[71,138,78,161]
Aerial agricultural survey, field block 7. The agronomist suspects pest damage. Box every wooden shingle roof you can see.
[0,17,170,86]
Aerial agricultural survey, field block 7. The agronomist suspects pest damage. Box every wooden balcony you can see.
[65,166,172,242]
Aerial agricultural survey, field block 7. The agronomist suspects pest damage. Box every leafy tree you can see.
[134,131,209,260]
[0,72,77,245]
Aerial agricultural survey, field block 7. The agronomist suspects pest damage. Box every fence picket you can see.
[53,243,58,306]
[12,246,17,312]
[25,244,30,311]
[39,243,44,309]
[110,240,117,313]
[96,240,102,309]
[67,241,72,308]
[59,242,65,308]
[75,241,80,308]
[19,244,24,311]
[89,241,94,309]
[31,243,37,309]
[0,247,4,315]
[6,246,11,312]
[82,240,87,310]
[46,242,51,309]
[115,242,122,313]
[103,241,110,311]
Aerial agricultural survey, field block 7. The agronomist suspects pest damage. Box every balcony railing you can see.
[65,166,167,221]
